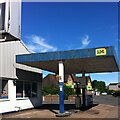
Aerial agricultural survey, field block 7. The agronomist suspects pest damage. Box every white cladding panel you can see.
[9,0,21,39]
[0,40,42,78]
[0,80,42,113]
[0,0,21,39]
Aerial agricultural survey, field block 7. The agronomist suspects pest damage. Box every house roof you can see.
[109,83,118,86]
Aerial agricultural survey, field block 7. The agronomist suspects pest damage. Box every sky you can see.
[21,2,119,85]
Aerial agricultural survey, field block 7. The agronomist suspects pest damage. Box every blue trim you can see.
[112,47,120,71]
[16,46,119,73]
[59,82,64,113]
[59,82,64,86]
[16,46,115,63]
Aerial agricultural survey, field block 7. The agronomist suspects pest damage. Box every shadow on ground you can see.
[80,104,98,111]
[35,103,99,114]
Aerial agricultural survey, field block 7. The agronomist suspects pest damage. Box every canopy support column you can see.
[59,61,64,113]
[82,73,86,107]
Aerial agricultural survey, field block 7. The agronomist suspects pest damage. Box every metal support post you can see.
[82,73,86,107]
[59,61,64,113]
[82,88,86,107]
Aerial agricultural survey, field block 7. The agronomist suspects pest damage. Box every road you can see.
[93,95,119,106]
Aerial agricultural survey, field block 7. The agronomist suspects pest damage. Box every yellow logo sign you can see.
[96,48,106,56]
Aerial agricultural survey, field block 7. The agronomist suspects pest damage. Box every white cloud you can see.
[26,35,57,52]
[27,44,36,51]
[80,35,91,49]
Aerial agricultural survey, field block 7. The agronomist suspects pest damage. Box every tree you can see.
[92,80,98,90]
[92,80,106,92]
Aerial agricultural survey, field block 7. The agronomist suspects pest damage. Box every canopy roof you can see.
[16,46,119,74]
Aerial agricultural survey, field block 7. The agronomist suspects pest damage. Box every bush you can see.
[42,86,59,96]
[64,85,75,100]
[106,89,114,95]
[42,85,75,100]
[105,89,120,95]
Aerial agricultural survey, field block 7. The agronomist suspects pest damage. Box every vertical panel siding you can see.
[0,40,42,79]
[9,0,21,39]
[1,0,21,39]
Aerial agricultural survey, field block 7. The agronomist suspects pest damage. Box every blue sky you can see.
[21,2,119,85]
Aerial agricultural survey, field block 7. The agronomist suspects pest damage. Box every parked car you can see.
[112,92,120,97]
[101,92,107,95]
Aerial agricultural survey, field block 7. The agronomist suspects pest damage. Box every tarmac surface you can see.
[93,95,119,106]
[1,95,120,119]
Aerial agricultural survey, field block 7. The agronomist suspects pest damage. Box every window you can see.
[16,81,38,98]
[16,81,23,98]
[0,80,8,99]
[0,3,5,31]
[32,83,37,97]
[25,82,31,97]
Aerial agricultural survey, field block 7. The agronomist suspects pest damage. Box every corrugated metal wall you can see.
[0,0,21,39]
[9,0,21,39]
[0,40,42,79]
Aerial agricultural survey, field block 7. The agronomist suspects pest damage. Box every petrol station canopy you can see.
[16,46,119,74]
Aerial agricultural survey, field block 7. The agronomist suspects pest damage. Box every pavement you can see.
[1,95,120,119]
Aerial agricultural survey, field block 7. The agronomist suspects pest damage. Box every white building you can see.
[0,0,42,113]
[108,83,120,91]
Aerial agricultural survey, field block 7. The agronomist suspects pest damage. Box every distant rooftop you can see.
[109,83,120,86]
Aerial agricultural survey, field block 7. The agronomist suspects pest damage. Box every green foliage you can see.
[42,86,59,96]
[64,85,75,100]
[92,80,98,89]
[42,85,75,100]
[105,89,120,95]
[115,90,120,92]
[105,89,114,95]
[42,85,75,98]
[92,80,106,92]
[64,85,75,95]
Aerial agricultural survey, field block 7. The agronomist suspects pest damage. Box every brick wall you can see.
[43,95,77,102]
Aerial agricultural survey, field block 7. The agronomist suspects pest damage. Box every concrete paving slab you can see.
[2,104,119,119]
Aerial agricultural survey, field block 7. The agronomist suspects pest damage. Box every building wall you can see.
[43,74,58,87]
[109,84,120,91]
[0,40,42,78]
[0,0,43,113]
[67,75,74,85]
[0,0,21,39]
[0,40,43,113]
[0,80,42,113]
[9,0,21,39]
